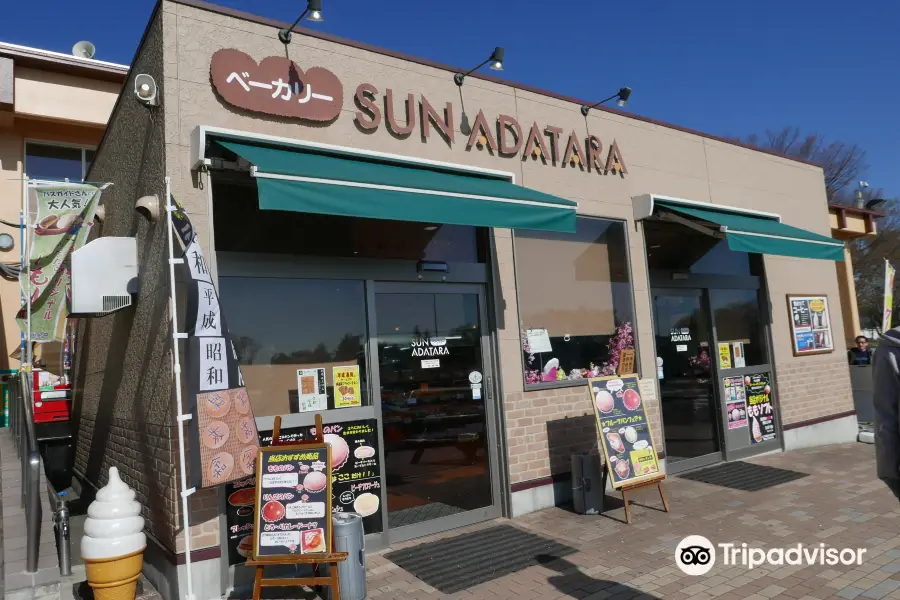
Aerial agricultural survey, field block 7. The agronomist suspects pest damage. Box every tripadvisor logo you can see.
[410,337,450,357]
[675,535,868,575]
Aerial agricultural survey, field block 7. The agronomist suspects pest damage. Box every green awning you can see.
[218,141,577,233]
[655,200,845,261]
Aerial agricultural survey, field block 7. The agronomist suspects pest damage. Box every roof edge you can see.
[169,0,821,170]
[0,41,128,83]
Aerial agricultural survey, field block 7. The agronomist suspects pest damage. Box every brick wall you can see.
[74,415,179,548]
[504,384,663,485]
[774,353,854,426]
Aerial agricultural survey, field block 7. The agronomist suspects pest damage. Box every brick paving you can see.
[365,443,900,600]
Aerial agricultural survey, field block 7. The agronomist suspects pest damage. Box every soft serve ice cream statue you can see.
[81,467,147,600]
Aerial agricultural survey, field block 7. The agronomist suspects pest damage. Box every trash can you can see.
[320,512,367,600]
[572,452,605,515]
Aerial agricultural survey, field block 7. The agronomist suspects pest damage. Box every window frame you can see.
[24,140,97,182]
[512,214,641,391]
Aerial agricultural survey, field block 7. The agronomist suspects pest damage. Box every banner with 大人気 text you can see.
[16,184,102,342]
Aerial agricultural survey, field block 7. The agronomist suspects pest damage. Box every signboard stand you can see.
[247,413,348,600]
[588,374,670,524]
[604,469,669,524]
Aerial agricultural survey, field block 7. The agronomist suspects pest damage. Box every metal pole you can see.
[165,176,195,600]
[55,492,72,576]
[24,179,32,370]
[19,175,26,370]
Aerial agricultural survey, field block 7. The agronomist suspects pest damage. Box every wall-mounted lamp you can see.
[580,87,632,116]
[278,0,324,44]
[454,47,504,86]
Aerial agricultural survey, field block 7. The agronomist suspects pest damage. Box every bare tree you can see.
[740,126,870,204]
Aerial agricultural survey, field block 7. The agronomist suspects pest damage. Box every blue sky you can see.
[2,0,897,199]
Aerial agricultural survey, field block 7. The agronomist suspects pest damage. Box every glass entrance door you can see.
[372,283,500,542]
[651,288,723,472]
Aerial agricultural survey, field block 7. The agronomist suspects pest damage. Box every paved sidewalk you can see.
[366,443,900,600]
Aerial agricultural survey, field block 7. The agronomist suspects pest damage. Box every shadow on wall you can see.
[545,413,599,502]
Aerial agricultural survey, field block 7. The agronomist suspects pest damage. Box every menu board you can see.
[724,376,748,429]
[325,421,383,533]
[588,375,661,489]
[253,443,332,558]
[787,295,834,356]
[745,373,776,444]
[225,418,384,564]
[224,476,256,564]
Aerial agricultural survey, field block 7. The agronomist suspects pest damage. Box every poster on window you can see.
[787,295,834,356]
[294,368,327,413]
[588,374,661,489]
[745,373,776,444]
[333,365,361,408]
[724,376,748,429]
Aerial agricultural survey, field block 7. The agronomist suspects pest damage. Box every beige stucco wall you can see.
[145,0,853,531]
[14,67,120,126]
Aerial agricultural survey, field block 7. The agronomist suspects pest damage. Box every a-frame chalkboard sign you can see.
[247,413,348,599]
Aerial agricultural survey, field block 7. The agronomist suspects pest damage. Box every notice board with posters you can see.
[588,374,661,488]
[225,419,383,565]
[253,443,332,559]
[744,373,776,444]
[787,294,834,356]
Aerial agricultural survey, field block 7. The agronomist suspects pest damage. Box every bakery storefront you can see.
[77,1,858,598]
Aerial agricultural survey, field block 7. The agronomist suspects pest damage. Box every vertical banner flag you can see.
[17,184,102,342]
[170,195,259,488]
[884,260,895,333]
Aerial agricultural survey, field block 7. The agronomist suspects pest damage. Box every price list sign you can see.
[253,444,332,559]
[588,374,661,488]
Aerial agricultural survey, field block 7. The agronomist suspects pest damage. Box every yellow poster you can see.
[332,365,361,408]
[629,447,658,477]
[718,343,732,369]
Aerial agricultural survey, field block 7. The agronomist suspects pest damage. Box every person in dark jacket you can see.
[848,335,874,365]
[874,327,900,500]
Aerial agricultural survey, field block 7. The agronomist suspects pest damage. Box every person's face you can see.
[856,338,869,350]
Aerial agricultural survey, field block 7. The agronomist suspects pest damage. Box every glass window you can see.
[25,143,92,181]
[212,181,488,262]
[711,289,767,367]
[515,217,636,386]
[644,219,763,276]
[217,277,369,417]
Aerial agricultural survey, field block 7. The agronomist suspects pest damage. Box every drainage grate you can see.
[385,524,577,594]
[678,461,809,491]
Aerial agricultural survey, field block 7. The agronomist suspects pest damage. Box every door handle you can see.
[486,375,493,401]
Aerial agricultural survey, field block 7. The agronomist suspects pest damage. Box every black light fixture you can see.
[278,0,324,45]
[580,87,632,116]
[454,47,504,86]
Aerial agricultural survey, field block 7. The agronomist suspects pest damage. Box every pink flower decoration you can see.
[288,544,297,552]
[522,321,635,384]
[295,484,304,492]
[301,494,309,501]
